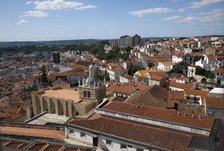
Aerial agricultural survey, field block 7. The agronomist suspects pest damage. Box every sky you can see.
[0,0,224,41]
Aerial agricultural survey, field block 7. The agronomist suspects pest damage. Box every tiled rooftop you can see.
[206,97,224,108]
[0,137,94,151]
[169,80,194,90]
[0,126,65,140]
[42,89,81,103]
[102,101,215,129]
[107,82,148,95]
[70,114,193,151]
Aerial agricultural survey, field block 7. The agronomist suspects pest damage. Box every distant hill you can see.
[0,39,102,47]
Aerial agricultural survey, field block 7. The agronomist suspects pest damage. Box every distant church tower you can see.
[79,64,106,103]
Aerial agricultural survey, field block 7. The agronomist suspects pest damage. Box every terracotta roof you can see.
[0,113,10,118]
[122,74,133,80]
[125,85,169,108]
[52,78,70,88]
[70,64,88,71]
[170,91,185,100]
[172,51,184,57]
[169,81,194,90]
[159,61,174,66]
[70,114,193,151]
[107,82,148,95]
[206,97,224,108]
[137,69,164,76]
[0,138,93,151]
[150,73,166,81]
[185,89,209,99]
[42,89,81,103]
[55,70,88,77]
[112,65,125,71]
[0,126,65,140]
[214,68,224,73]
[103,101,215,129]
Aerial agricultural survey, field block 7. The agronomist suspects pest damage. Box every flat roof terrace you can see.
[28,113,70,125]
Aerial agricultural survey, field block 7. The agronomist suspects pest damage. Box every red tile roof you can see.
[206,97,224,108]
[169,81,194,90]
[55,70,88,77]
[185,89,209,99]
[103,102,215,129]
[125,85,167,108]
[107,82,148,95]
[170,91,185,100]
[0,126,65,140]
[70,114,193,151]
[214,68,224,73]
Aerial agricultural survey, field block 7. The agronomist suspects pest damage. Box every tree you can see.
[39,65,48,83]
[128,65,144,76]
[195,66,215,79]
[217,79,221,87]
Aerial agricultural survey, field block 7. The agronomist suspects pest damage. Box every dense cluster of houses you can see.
[0,35,224,151]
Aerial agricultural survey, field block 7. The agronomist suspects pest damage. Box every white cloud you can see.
[24,10,48,17]
[75,5,96,10]
[129,7,173,17]
[189,0,224,9]
[16,20,28,26]
[33,0,96,10]
[177,8,185,12]
[26,1,33,5]
[163,16,180,21]
[199,9,224,24]
[164,9,224,25]
[176,16,197,23]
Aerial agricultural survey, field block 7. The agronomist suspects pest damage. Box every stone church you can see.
[27,65,106,118]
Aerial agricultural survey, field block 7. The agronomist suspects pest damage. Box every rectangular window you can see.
[87,91,91,98]
[106,139,112,146]
[80,132,86,138]
[120,144,127,150]
[84,91,87,97]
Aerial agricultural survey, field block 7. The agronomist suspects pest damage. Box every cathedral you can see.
[28,64,106,118]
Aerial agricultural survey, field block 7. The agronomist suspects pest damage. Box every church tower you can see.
[79,64,106,103]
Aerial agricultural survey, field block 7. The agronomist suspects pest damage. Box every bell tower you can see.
[79,64,106,103]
